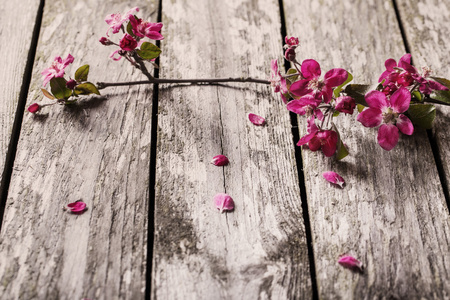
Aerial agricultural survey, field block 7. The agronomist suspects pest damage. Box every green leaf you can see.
[406,104,436,129]
[430,90,450,105]
[50,77,72,99]
[357,104,365,113]
[41,88,55,100]
[333,71,353,98]
[286,68,299,83]
[126,21,134,36]
[74,82,101,96]
[332,123,349,160]
[75,65,89,82]
[344,84,374,107]
[332,111,340,117]
[136,42,161,60]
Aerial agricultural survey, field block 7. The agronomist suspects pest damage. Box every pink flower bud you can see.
[67,201,87,214]
[248,113,266,126]
[66,79,77,89]
[338,255,364,273]
[322,171,345,188]
[284,48,296,62]
[119,34,138,51]
[285,36,299,47]
[211,155,229,166]
[28,103,40,113]
[214,193,234,213]
[335,96,356,114]
[99,37,113,46]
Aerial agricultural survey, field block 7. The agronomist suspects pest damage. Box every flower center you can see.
[308,78,325,91]
[382,107,398,124]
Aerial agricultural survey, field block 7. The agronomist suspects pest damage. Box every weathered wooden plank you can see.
[284,0,450,298]
[153,0,312,298]
[0,1,41,186]
[0,1,159,299]
[397,0,450,204]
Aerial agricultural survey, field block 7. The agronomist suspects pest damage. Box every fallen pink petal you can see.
[211,155,229,166]
[338,255,364,273]
[214,193,234,213]
[248,113,266,126]
[323,171,345,188]
[67,201,87,214]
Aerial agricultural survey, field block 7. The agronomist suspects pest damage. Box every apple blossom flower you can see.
[290,59,348,103]
[119,34,138,51]
[214,193,234,213]
[129,16,164,40]
[334,96,356,114]
[357,87,414,151]
[286,95,323,120]
[41,54,74,87]
[285,36,299,48]
[248,113,266,126]
[211,155,229,166]
[338,255,364,272]
[297,117,338,157]
[269,59,288,103]
[323,171,345,188]
[67,201,87,214]
[105,7,139,36]
[28,103,40,113]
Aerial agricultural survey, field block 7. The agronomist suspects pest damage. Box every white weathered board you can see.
[0,1,41,186]
[0,0,159,299]
[153,0,312,298]
[284,0,450,298]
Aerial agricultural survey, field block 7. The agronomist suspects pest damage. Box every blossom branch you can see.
[96,77,270,90]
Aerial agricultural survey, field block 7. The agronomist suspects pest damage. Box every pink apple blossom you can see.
[297,117,338,157]
[334,96,356,114]
[290,59,348,103]
[248,113,266,126]
[286,95,323,120]
[105,7,139,36]
[41,54,74,87]
[285,36,299,48]
[357,87,414,151]
[338,255,364,272]
[214,193,234,213]
[211,155,229,166]
[323,171,345,188]
[119,34,138,51]
[129,16,164,40]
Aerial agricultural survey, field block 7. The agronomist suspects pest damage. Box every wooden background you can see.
[0,0,449,299]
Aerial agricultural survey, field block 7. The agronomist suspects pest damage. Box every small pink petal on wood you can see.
[211,155,229,166]
[248,113,266,126]
[323,171,345,188]
[67,201,87,214]
[214,193,234,213]
[338,255,364,273]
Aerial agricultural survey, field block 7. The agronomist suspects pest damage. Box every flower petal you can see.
[390,87,411,113]
[357,108,383,128]
[385,58,397,71]
[323,171,345,188]
[301,59,321,80]
[248,113,265,126]
[67,201,87,214]
[214,193,234,213]
[365,90,388,110]
[398,53,412,70]
[428,80,449,91]
[397,114,414,135]
[377,124,399,151]
[297,132,316,146]
[290,79,312,97]
[338,255,364,272]
[324,68,348,87]
[211,155,229,166]
[319,130,338,157]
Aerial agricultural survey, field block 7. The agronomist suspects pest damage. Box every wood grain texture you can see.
[153,0,312,298]
[284,0,450,298]
[0,1,158,299]
[397,0,450,206]
[0,1,41,184]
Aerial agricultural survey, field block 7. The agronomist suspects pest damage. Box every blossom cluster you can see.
[99,7,163,65]
[271,38,450,157]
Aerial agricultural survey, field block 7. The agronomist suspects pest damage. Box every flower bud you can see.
[335,96,356,115]
[66,79,77,89]
[284,48,296,62]
[285,36,299,47]
[99,37,113,46]
[211,155,229,166]
[28,103,40,113]
[119,34,138,51]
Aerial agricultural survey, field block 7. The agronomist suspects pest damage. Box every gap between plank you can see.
[0,0,46,232]
[392,0,450,211]
[146,1,163,299]
[278,0,319,299]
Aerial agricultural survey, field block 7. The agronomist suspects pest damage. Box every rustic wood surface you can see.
[0,1,159,299]
[0,0,449,299]
[284,0,450,298]
[152,0,312,299]
[0,1,41,186]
